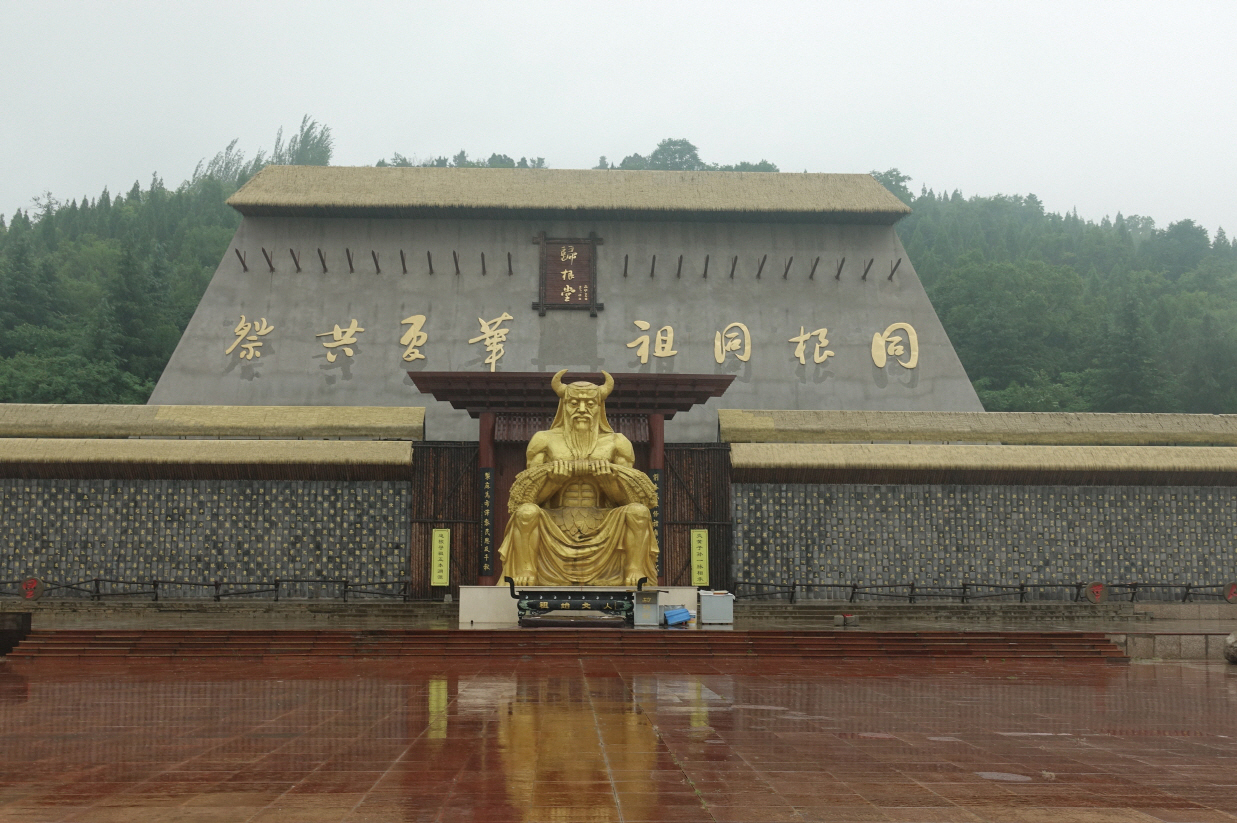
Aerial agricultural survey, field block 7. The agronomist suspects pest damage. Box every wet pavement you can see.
[0,656,1235,822]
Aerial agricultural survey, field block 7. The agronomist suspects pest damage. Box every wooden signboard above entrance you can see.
[533,233,603,316]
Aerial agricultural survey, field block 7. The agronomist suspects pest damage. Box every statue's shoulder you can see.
[605,430,633,447]
[605,430,635,458]
[526,429,556,455]
[528,429,557,448]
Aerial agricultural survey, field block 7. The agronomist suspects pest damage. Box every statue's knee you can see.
[515,503,541,528]
[625,503,650,526]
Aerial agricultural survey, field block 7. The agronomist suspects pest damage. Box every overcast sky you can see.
[3,0,1234,234]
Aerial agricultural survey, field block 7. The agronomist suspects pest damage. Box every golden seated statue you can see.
[497,370,659,587]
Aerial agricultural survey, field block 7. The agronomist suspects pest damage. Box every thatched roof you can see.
[227,167,911,224]
[730,442,1237,486]
[731,443,1237,472]
[0,438,411,465]
[0,439,413,481]
[0,405,424,441]
[719,409,1237,446]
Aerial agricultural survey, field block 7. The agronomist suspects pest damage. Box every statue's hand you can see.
[593,460,611,475]
[551,461,571,478]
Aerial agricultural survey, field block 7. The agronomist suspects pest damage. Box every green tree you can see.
[1081,283,1180,412]
[870,168,914,205]
[717,160,779,172]
[1139,219,1212,279]
[647,138,708,171]
[930,259,1087,391]
[267,115,334,167]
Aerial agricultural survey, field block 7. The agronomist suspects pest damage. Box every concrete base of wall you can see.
[0,612,31,654]
[734,601,1152,622]
[1130,602,1237,621]
[0,600,458,630]
[1106,633,1233,661]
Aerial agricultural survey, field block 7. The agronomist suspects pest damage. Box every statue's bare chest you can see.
[542,435,615,462]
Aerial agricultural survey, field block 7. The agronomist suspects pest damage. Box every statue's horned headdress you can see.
[551,369,614,400]
[549,369,615,435]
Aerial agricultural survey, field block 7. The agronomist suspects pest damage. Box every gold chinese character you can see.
[789,326,834,365]
[561,284,577,301]
[561,269,575,280]
[871,322,918,369]
[581,602,592,609]
[539,602,549,609]
[560,245,578,263]
[225,315,274,359]
[627,321,678,364]
[714,322,752,363]
[468,312,514,372]
[560,602,570,609]
[654,326,678,358]
[316,319,365,362]
[399,314,428,362]
[627,320,651,362]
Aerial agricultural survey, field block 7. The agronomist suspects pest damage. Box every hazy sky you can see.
[3,0,1235,233]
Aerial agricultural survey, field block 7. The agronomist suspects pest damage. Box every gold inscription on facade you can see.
[871,322,918,369]
[654,326,678,358]
[316,319,365,363]
[789,326,834,365]
[399,314,429,362]
[626,321,679,364]
[225,316,274,359]
[713,322,752,364]
[468,312,514,372]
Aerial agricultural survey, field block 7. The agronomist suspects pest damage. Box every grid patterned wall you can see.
[0,479,411,592]
[734,483,1237,586]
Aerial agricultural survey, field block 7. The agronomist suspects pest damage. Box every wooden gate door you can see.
[409,442,480,598]
[661,443,733,589]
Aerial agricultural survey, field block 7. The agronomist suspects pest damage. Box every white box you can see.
[698,591,735,624]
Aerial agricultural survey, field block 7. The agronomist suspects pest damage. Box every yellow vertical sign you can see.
[427,677,448,739]
[690,529,709,586]
[431,528,451,587]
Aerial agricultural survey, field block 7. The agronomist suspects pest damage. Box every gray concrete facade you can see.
[150,214,982,441]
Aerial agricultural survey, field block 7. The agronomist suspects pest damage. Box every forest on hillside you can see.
[2,118,1235,412]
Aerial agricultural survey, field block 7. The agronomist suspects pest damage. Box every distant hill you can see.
[2,125,1233,411]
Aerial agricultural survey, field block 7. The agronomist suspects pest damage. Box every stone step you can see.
[7,628,1128,663]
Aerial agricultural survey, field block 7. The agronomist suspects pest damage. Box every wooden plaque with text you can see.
[533,233,603,316]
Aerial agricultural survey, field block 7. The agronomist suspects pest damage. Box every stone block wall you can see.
[0,479,410,596]
[734,483,1237,592]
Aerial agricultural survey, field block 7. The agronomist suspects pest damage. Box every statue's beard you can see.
[566,418,599,459]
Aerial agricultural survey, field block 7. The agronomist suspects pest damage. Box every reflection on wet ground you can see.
[0,657,1235,822]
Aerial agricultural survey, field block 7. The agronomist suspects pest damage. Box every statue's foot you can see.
[512,570,537,586]
[624,571,646,587]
